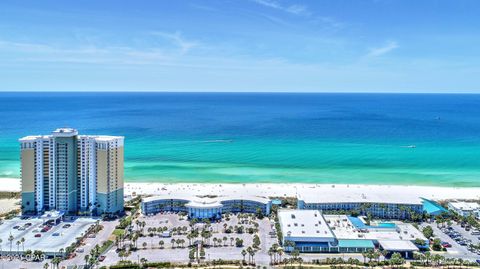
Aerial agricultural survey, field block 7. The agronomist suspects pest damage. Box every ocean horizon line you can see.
[1,91,480,95]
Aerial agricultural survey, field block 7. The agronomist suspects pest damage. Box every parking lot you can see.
[440,223,480,253]
[100,212,278,266]
[0,216,96,256]
[424,222,480,261]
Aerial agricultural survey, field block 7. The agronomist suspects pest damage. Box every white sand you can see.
[0,199,20,214]
[124,182,480,202]
[3,177,480,202]
[0,177,21,192]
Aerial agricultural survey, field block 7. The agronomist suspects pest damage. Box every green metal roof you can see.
[338,239,374,248]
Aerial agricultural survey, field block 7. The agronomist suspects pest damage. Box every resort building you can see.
[278,210,339,253]
[297,190,424,220]
[324,214,428,257]
[278,211,427,257]
[20,128,124,216]
[447,201,480,217]
[141,194,271,219]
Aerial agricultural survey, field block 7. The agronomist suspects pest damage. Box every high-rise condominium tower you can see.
[20,128,124,216]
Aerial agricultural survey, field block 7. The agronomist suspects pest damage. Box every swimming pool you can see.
[348,216,396,229]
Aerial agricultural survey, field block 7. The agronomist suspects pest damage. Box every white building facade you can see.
[448,201,480,217]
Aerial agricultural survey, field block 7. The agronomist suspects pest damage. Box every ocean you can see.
[1,92,479,187]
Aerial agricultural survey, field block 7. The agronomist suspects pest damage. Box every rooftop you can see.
[324,215,426,242]
[186,197,223,209]
[338,239,375,248]
[278,210,335,240]
[378,240,419,252]
[298,185,423,205]
[142,194,270,205]
[52,128,78,137]
[20,129,123,143]
[448,201,480,211]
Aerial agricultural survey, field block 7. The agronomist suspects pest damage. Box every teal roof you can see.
[422,199,447,215]
[338,239,374,248]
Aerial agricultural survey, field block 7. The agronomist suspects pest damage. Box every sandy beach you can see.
[123,182,480,201]
[2,177,480,202]
[0,198,20,214]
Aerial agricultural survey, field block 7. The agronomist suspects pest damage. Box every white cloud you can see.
[251,0,310,16]
[366,41,399,57]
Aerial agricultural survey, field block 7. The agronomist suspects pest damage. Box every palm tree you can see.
[222,236,227,247]
[278,248,284,264]
[298,257,304,268]
[142,241,147,249]
[241,249,247,264]
[171,238,175,248]
[43,263,49,269]
[20,237,25,252]
[8,234,14,252]
[268,248,274,265]
[84,254,90,268]
[361,251,367,264]
[230,237,234,246]
[52,257,61,269]
[251,249,256,264]
[291,249,300,267]
[246,246,253,264]
[159,240,164,249]
[424,251,432,265]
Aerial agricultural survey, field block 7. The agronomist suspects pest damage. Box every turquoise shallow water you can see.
[1,92,480,187]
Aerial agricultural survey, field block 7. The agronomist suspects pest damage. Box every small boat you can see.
[401,145,416,148]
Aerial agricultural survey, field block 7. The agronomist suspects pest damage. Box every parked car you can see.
[13,226,19,229]
[62,224,71,228]
[34,233,41,238]
[98,256,106,262]
[52,232,60,236]
[76,248,84,253]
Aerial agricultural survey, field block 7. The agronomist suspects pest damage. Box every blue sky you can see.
[0,0,479,92]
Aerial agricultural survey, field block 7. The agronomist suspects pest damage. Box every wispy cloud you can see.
[251,0,311,16]
[149,31,198,54]
[366,41,399,57]
[250,0,344,30]
[0,39,171,65]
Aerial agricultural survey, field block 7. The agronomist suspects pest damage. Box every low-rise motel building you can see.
[297,189,424,220]
[141,194,271,219]
[278,209,428,258]
[19,128,124,216]
[447,201,480,218]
